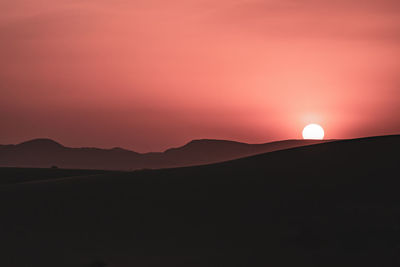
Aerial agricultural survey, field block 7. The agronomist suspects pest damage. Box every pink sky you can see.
[1,0,399,151]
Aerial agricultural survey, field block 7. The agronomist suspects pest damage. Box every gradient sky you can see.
[1,0,399,151]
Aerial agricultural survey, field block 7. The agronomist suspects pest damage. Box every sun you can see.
[302,124,324,140]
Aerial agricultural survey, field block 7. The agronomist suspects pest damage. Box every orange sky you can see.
[1,0,399,151]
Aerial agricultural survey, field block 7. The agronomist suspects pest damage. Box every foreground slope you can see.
[0,138,328,170]
[0,135,399,267]
[0,167,118,185]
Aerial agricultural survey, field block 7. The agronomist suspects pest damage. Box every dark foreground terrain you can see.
[0,135,399,267]
[0,168,118,185]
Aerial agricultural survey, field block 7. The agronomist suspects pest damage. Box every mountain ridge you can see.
[0,138,333,170]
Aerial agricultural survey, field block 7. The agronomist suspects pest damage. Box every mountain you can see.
[0,138,330,170]
[0,135,399,267]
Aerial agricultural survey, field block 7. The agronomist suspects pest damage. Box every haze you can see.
[1,0,399,152]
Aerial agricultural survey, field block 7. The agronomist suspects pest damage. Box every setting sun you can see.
[302,124,325,140]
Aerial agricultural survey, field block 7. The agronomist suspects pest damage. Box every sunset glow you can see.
[1,0,400,151]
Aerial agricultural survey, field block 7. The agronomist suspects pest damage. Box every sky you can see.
[1,0,399,152]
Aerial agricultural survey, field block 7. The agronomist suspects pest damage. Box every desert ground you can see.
[0,135,399,267]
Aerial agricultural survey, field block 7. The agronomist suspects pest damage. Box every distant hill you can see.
[0,135,399,267]
[0,138,330,170]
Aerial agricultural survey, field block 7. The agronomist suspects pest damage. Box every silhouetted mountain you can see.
[0,135,399,267]
[18,138,65,149]
[0,138,330,170]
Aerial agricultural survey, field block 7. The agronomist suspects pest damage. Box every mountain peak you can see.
[186,139,245,146]
[18,138,64,149]
[164,139,248,153]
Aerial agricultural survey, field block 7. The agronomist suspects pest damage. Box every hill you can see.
[0,138,329,170]
[0,135,399,266]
